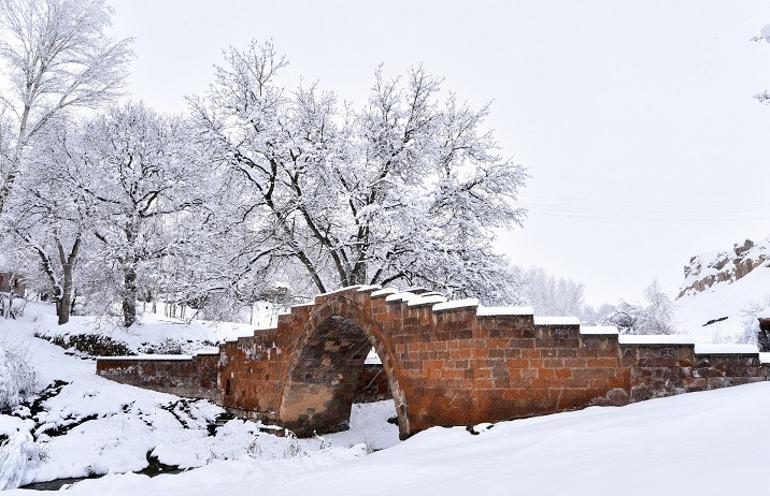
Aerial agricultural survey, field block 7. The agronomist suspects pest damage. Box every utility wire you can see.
[509,198,770,222]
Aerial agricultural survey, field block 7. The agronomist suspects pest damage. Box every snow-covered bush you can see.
[738,297,770,350]
[581,303,617,326]
[0,427,44,490]
[0,345,40,410]
[604,280,674,334]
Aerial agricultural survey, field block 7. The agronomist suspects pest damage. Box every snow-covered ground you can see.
[673,260,770,344]
[0,303,398,490]
[6,301,271,355]
[7,381,770,495]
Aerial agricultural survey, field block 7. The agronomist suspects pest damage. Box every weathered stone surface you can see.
[97,287,770,439]
[354,364,391,403]
[97,353,220,402]
[679,238,769,297]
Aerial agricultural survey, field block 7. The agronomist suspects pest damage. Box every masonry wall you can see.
[354,364,391,403]
[96,353,220,402]
[217,326,292,424]
[96,286,770,439]
[99,347,390,417]
[627,345,768,401]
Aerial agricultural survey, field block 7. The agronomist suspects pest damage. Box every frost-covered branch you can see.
[0,0,132,214]
[192,40,528,301]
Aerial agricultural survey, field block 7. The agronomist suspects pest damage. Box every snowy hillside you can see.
[674,237,770,344]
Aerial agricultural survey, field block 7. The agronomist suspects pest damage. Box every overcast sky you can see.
[109,0,770,305]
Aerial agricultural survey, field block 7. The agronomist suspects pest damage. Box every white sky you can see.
[109,0,770,305]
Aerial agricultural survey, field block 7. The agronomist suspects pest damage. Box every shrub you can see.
[0,429,44,490]
[0,345,40,411]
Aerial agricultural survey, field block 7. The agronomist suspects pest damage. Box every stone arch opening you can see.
[279,311,409,439]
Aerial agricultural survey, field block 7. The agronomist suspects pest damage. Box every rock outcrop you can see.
[679,238,769,298]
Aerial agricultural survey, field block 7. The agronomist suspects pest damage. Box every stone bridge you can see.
[97,286,770,439]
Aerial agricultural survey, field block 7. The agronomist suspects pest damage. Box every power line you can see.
[509,197,770,222]
[527,209,770,222]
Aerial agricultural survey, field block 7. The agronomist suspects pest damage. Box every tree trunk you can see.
[350,261,367,286]
[122,267,137,327]
[0,111,31,216]
[56,262,74,325]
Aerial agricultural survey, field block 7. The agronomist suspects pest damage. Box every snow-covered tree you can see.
[0,115,12,178]
[515,266,585,316]
[3,101,272,326]
[581,303,617,325]
[80,103,208,327]
[0,0,132,214]
[2,118,93,324]
[604,280,674,334]
[191,40,526,302]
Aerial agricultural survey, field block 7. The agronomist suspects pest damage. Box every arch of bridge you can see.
[278,295,412,438]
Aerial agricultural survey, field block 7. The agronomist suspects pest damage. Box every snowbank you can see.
[8,382,770,495]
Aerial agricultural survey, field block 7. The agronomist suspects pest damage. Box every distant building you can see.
[0,271,26,297]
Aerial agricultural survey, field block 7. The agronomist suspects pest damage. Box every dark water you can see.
[20,453,186,491]
[21,475,105,491]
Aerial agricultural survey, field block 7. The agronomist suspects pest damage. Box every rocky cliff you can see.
[678,238,769,298]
